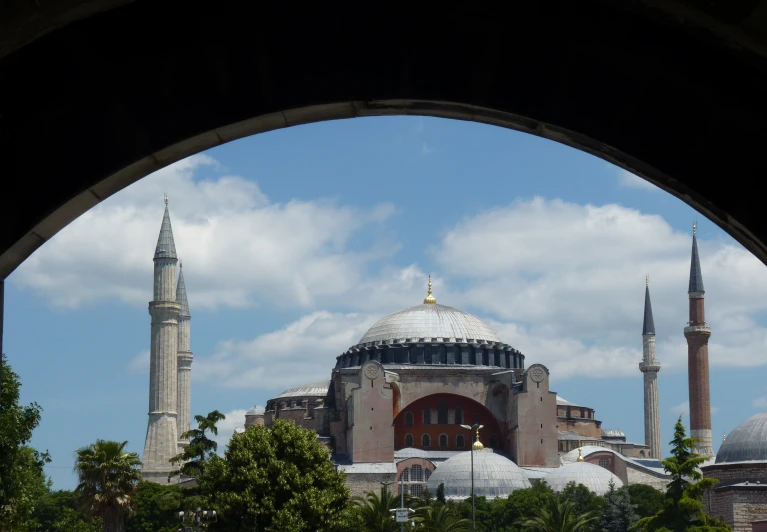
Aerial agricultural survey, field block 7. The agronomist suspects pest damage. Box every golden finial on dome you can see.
[423,274,436,304]
[577,441,584,462]
[472,428,484,451]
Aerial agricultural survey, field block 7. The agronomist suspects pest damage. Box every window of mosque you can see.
[422,434,431,448]
[439,434,448,449]
[405,434,414,447]
[456,434,465,449]
[423,409,432,425]
[410,465,424,482]
[438,400,448,424]
[599,458,609,469]
[405,412,414,426]
[455,407,463,425]
[639,450,645,457]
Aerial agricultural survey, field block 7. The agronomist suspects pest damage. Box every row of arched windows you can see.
[403,404,480,426]
[403,433,467,449]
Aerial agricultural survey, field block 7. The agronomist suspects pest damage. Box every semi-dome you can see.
[717,412,767,464]
[544,461,623,495]
[426,449,531,500]
[359,304,501,345]
[276,380,330,398]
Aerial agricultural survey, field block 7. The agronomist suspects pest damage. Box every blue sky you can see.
[6,116,766,489]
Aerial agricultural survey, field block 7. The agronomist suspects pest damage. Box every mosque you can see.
[137,200,767,529]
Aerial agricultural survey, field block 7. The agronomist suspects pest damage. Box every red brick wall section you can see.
[393,393,503,452]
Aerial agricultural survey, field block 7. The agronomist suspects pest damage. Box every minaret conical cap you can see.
[643,277,655,336]
[154,195,178,260]
[688,223,705,294]
[177,261,190,318]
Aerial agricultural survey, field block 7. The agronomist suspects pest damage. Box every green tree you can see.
[169,410,225,480]
[491,482,556,531]
[437,483,446,504]
[0,357,51,532]
[354,487,401,532]
[601,480,637,532]
[626,484,663,520]
[74,439,142,532]
[199,419,349,531]
[515,496,599,532]
[49,508,103,532]
[414,504,473,531]
[32,489,101,531]
[560,481,606,516]
[125,481,185,532]
[631,416,730,531]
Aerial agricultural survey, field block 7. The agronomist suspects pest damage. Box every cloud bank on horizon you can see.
[12,155,767,400]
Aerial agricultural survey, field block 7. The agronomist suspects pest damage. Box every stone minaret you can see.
[142,196,181,482]
[639,276,662,459]
[685,223,714,458]
[176,260,193,449]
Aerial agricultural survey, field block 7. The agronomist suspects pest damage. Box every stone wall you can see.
[625,465,669,491]
[707,486,767,532]
[345,472,397,499]
[704,463,767,485]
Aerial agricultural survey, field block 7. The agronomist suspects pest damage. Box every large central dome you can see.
[359,303,501,345]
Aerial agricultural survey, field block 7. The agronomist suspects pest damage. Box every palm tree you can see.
[73,440,142,532]
[353,486,402,532]
[414,504,472,532]
[515,496,599,532]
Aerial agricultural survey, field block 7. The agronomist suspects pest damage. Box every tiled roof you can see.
[689,233,705,293]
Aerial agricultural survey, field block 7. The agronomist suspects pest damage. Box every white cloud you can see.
[670,401,690,417]
[209,408,248,452]
[195,311,376,390]
[617,169,658,191]
[13,155,396,310]
[127,349,149,375]
[753,397,767,409]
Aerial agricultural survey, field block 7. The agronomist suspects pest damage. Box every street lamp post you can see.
[177,507,217,532]
[460,423,484,532]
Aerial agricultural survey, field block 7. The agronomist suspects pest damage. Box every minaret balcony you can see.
[684,325,711,335]
[639,362,661,372]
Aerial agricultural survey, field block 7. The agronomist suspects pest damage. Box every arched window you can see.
[405,434,414,447]
[438,400,448,424]
[439,434,448,449]
[423,409,431,425]
[455,407,463,425]
[399,464,434,498]
[405,412,414,426]
[639,450,645,458]
[422,434,431,448]
[456,434,465,449]
[490,434,499,449]
[599,458,610,469]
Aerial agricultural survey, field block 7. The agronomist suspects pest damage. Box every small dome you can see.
[544,461,623,495]
[717,412,767,464]
[426,450,531,500]
[246,405,264,416]
[276,380,330,399]
[358,304,501,345]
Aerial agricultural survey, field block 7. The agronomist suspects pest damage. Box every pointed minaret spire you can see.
[155,195,177,260]
[685,222,714,458]
[642,276,655,336]
[640,276,662,459]
[689,222,705,294]
[177,261,190,319]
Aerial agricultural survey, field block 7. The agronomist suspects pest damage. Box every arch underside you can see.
[2,1,767,277]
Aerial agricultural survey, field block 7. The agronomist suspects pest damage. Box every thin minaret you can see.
[176,259,193,450]
[142,195,181,482]
[639,275,662,459]
[685,222,714,458]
